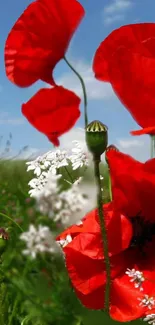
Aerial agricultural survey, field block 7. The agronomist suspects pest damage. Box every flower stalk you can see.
[86,120,111,313]
[150,135,155,158]
[93,156,111,313]
[64,56,88,128]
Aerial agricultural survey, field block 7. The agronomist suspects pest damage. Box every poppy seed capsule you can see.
[86,120,108,160]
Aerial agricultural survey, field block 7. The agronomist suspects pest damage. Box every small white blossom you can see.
[144,314,155,325]
[126,268,145,291]
[100,175,104,180]
[20,225,58,258]
[47,149,68,173]
[138,295,155,310]
[69,141,90,170]
[57,235,72,248]
[26,155,51,176]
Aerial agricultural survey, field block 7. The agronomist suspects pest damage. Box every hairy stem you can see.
[108,168,112,201]
[151,135,155,158]
[64,56,88,128]
[93,157,111,313]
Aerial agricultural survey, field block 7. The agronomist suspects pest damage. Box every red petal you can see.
[5,0,85,87]
[57,202,132,257]
[22,86,81,145]
[93,23,155,82]
[106,149,155,223]
[93,23,155,133]
[109,48,155,132]
[131,126,155,135]
[106,149,142,217]
[64,242,131,297]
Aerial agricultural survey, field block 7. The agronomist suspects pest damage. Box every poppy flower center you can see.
[130,215,155,248]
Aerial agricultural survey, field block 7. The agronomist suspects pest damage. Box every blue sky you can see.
[0,0,154,160]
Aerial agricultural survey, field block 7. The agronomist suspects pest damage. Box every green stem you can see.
[93,157,111,313]
[150,135,155,158]
[108,168,112,202]
[0,212,23,232]
[64,56,88,128]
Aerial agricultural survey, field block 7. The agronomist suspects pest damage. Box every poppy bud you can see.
[86,120,108,160]
[105,145,119,164]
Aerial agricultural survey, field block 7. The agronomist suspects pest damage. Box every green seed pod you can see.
[86,120,108,160]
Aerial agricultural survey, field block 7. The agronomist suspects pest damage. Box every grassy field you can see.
[0,159,144,325]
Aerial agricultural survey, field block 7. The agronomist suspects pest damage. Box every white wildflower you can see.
[144,314,155,325]
[138,295,155,310]
[57,234,72,248]
[26,154,51,176]
[32,173,62,217]
[126,268,145,291]
[20,225,58,258]
[69,141,90,170]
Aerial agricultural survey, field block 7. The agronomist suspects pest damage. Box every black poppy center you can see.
[130,214,155,249]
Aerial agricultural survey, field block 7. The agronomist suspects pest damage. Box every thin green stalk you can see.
[93,157,111,313]
[151,135,155,158]
[0,212,23,232]
[64,56,88,128]
[108,168,112,201]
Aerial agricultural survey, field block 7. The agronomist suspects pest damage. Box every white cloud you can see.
[103,0,132,25]
[116,136,150,161]
[55,60,114,100]
[59,127,86,151]
[117,138,144,149]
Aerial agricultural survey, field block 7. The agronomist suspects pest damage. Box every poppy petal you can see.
[93,23,155,134]
[22,86,81,146]
[5,0,85,87]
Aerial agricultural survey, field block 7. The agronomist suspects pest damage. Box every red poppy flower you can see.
[57,180,155,321]
[105,146,155,223]
[22,86,81,146]
[56,201,155,321]
[93,23,155,136]
[5,0,85,87]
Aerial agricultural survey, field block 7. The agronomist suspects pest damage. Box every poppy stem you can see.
[150,135,155,158]
[93,156,111,314]
[63,56,88,128]
[108,168,112,201]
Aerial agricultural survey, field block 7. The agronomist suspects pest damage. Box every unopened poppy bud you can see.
[105,145,119,164]
[86,120,108,160]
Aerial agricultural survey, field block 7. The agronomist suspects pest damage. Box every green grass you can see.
[0,160,144,325]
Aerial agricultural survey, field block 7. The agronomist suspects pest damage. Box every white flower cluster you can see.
[32,173,88,225]
[26,143,94,225]
[20,225,58,259]
[126,268,145,291]
[138,295,155,310]
[144,314,155,325]
[68,141,90,170]
[26,142,90,187]
[126,268,155,324]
